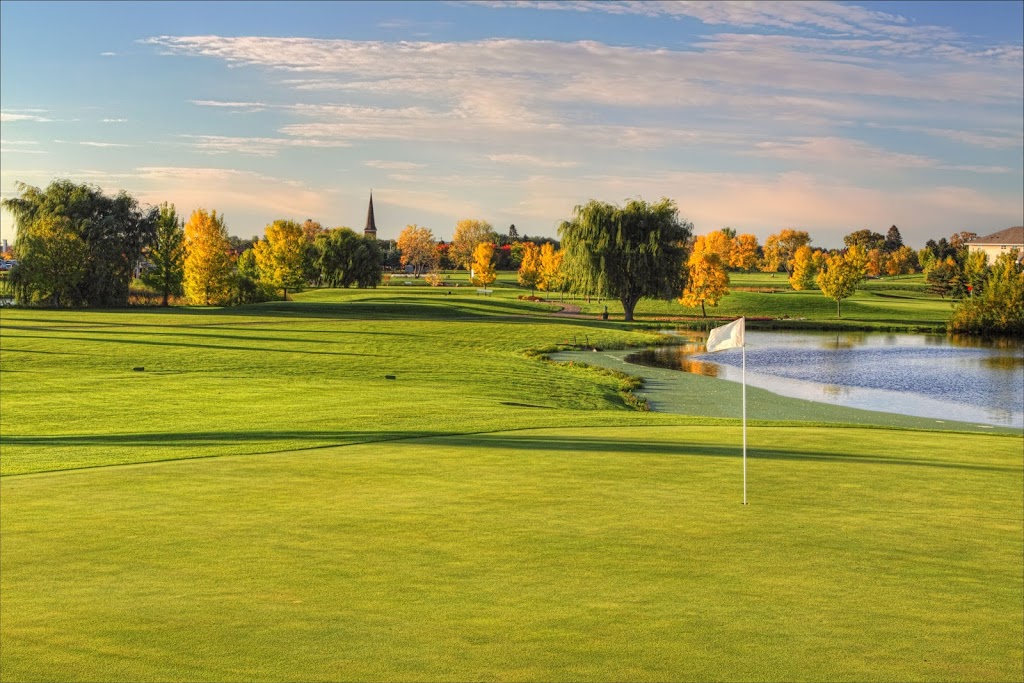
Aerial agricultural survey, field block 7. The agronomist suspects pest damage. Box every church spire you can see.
[364,191,378,239]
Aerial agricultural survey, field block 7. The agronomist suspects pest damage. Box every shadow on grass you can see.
[5,333,381,357]
[431,433,1016,473]
[4,429,1012,474]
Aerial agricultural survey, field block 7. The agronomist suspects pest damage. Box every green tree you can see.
[9,216,87,306]
[183,208,233,306]
[924,257,961,299]
[843,229,886,252]
[883,225,903,253]
[949,251,1024,335]
[816,251,861,317]
[559,198,692,322]
[962,250,989,295]
[253,220,308,301]
[141,203,185,306]
[2,179,157,307]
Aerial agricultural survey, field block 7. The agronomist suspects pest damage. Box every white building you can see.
[967,227,1024,264]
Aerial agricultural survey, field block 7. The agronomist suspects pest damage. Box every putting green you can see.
[2,425,1021,682]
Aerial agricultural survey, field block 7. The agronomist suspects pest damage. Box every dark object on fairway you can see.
[385,375,396,380]
[133,367,145,372]
[602,305,609,320]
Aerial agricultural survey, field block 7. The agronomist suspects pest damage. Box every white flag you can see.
[706,317,745,353]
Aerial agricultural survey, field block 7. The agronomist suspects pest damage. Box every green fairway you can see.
[1,286,1022,681]
[2,426,1021,682]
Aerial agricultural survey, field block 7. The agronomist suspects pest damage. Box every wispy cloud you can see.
[101,118,128,123]
[0,139,48,155]
[100,51,118,57]
[364,160,427,170]
[745,137,1012,174]
[486,153,579,168]
[1,111,52,122]
[180,134,351,156]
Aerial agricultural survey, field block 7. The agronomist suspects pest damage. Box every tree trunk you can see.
[283,287,288,302]
[162,286,169,307]
[701,300,706,317]
[621,294,638,322]
[837,299,841,318]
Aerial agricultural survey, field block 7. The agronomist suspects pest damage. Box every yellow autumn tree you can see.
[704,230,733,266]
[538,243,564,294]
[789,245,824,291]
[763,229,811,275]
[816,250,862,318]
[517,241,542,295]
[253,219,308,300]
[470,242,497,287]
[730,233,760,271]
[680,234,729,317]
[451,219,496,271]
[183,208,233,305]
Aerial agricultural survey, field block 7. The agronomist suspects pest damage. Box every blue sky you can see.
[1,1,1021,249]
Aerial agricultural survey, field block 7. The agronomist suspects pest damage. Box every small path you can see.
[550,302,589,318]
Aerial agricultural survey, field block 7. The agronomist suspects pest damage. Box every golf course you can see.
[1,275,1022,682]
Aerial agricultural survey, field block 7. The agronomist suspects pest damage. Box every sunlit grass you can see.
[1,285,1020,681]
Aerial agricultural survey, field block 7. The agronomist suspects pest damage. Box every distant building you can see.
[1,239,9,253]
[967,226,1024,264]
[364,192,378,240]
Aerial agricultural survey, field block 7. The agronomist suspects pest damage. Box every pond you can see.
[625,331,1024,429]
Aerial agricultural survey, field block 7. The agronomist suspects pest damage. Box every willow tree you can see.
[558,198,691,321]
[2,179,157,306]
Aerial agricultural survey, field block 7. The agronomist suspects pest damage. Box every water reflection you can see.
[627,347,720,377]
[629,330,1024,428]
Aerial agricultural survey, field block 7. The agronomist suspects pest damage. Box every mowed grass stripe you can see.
[1,426,1020,682]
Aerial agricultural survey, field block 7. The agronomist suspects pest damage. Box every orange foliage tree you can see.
[396,224,438,277]
[680,234,730,317]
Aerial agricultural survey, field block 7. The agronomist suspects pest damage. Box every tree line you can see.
[3,179,1019,334]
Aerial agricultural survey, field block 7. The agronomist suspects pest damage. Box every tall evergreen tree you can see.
[142,203,185,306]
[883,225,903,253]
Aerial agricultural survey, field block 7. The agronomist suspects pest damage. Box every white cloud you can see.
[1,111,52,122]
[100,51,118,57]
[79,141,133,148]
[101,118,128,123]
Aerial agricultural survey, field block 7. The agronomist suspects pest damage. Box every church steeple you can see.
[364,192,378,239]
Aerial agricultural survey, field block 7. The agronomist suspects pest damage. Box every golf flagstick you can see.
[705,317,747,504]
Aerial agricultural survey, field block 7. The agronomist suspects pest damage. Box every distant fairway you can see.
[1,286,1021,681]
